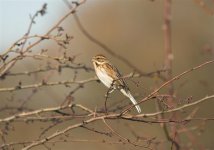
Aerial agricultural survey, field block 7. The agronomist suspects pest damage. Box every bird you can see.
[92,54,141,113]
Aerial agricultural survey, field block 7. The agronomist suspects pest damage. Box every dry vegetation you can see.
[0,0,214,150]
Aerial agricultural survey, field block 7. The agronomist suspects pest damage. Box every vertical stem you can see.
[164,0,173,88]
[163,0,179,149]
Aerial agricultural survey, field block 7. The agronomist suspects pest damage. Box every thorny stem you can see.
[162,0,180,149]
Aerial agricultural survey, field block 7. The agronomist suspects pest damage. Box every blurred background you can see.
[0,0,214,149]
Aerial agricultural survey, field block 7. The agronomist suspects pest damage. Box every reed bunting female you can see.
[92,54,141,113]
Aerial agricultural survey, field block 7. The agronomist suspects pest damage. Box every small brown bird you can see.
[92,54,141,113]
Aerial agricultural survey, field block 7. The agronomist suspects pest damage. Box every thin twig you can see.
[121,60,214,114]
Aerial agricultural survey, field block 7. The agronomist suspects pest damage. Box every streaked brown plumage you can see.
[92,54,141,113]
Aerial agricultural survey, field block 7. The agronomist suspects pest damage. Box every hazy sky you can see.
[0,0,68,51]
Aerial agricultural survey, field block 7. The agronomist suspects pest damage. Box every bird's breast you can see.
[96,68,113,88]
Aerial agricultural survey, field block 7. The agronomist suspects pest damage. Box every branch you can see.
[0,104,73,123]
[121,59,214,114]
[0,77,96,92]
[136,95,214,117]
[0,69,167,92]
[0,0,86,77]
[0,94,213,149]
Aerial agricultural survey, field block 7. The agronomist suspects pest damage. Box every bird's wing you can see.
[104,63,129,91]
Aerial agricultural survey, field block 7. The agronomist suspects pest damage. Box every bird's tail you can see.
[120,89,141,113]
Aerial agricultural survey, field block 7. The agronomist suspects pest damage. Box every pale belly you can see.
[96,69,113,88]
